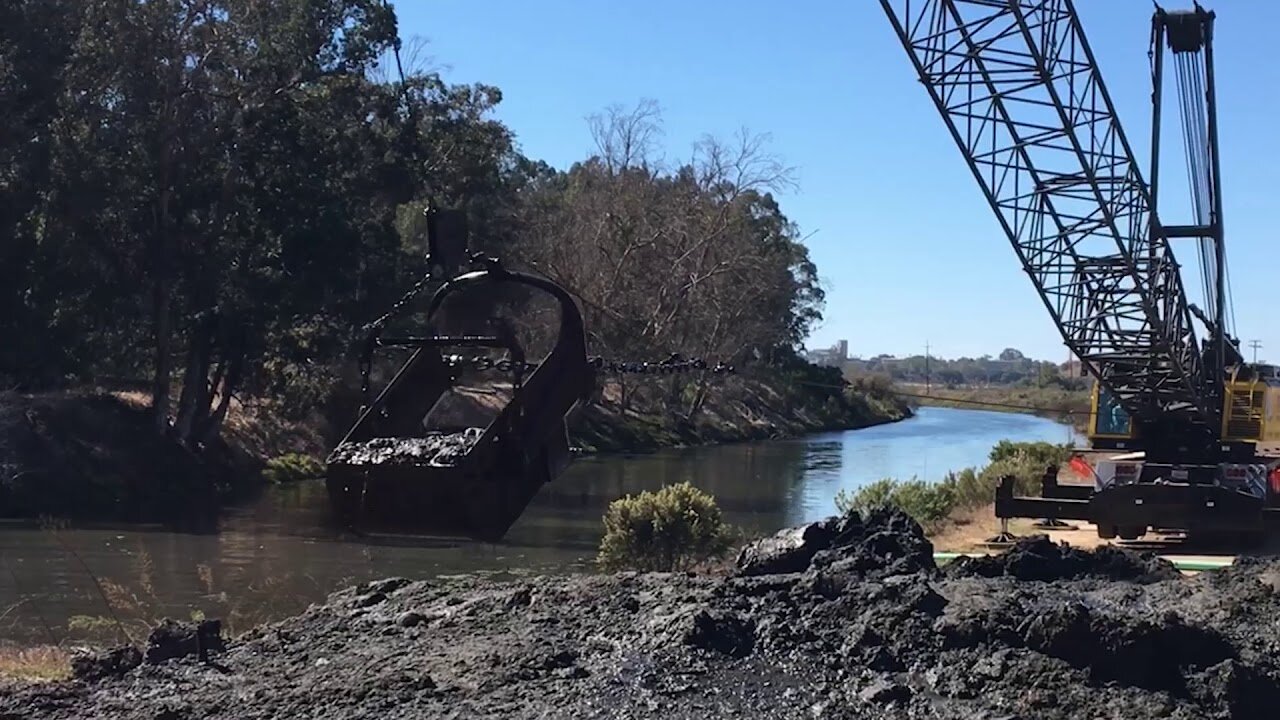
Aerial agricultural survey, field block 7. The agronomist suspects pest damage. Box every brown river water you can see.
[0,407,1078,645]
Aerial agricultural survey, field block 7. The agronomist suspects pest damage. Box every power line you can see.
[891,390,1088,416]
[794,380,1089,416]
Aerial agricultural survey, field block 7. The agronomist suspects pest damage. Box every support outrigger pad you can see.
[982,517,1019,547]
[324,257,595,541]
[1032,518,1077,531]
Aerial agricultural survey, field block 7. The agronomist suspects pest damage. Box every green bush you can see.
[597,482,733,572]
[941,456,1048,512]
[831,440,1076,532]
[835,477,956,532]
[262,453,325,484]
[837,478,896,512]
[943,467,989,510]
[988,439,1072,466]
[979,455,1045,496]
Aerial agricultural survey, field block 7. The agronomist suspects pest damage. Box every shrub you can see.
[835,477,956,532]
[943,467,989,510]
[597,482,733,572]
[837,478,896,512]
[988,440,1072,467]
[979,455,1046,497]
[831,439,1074,532]
[262,453,325,484]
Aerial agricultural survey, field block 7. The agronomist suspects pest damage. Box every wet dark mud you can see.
[327,428,484,467]
[5,508,1280,719]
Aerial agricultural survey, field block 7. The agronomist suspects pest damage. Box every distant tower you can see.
[836,340,849,362]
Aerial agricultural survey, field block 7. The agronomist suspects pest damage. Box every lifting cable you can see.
[1175,50,1212,321]
[792,380,1088,417]
[1173,45,1236,335]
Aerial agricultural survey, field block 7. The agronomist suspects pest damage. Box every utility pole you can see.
[1249,340,1262,364]
[925,340,931,394]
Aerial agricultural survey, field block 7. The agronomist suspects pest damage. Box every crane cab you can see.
[1222,364,1280,444]
[1086,367,1280,448]
[1088,384,1136,446]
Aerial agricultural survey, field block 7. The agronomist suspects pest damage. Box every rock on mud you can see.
[734,506,935,579]
[327,428,484,467]
[734,517,839,576]
[946,534,1181,583]
[71,645,143,681]
[145,618,226,664]
[68,619,225,682]
[7,507,1280,720]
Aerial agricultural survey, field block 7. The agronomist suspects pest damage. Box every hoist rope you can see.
[1172,47,1236,337]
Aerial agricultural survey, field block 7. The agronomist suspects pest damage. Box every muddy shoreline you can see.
[5,509,1277,719]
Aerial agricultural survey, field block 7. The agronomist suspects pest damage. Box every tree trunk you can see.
[174,308,215,444]
[196,343,243,447]
[685,377,710,420]
[150,220,173,435]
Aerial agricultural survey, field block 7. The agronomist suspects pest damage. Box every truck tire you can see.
[1117,525,1145,541]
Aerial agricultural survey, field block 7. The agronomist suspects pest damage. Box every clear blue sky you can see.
[394,1,1280,364]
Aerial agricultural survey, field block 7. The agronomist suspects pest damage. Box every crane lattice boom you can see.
[880,0,1214,431]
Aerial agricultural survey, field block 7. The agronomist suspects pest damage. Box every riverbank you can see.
[0,390,323,525]
[570,371,911,455]
[0,369,909,523]
[3,508,1274,719]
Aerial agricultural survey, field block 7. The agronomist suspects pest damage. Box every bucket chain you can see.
[440,353,734,376]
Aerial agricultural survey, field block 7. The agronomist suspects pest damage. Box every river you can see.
[0,407,1077,644]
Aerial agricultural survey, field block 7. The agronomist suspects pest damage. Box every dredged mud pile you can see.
[327,428,484,467]
[6,508,1280,719]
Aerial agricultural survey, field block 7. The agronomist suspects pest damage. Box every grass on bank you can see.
[0,645,71,683]
[261,452,325,484]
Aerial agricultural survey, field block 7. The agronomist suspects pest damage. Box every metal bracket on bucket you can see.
[325,255,595,541]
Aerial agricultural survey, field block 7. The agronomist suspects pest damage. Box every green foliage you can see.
[848,372,894,397]
[262,453,325,484]
[66,614,120,637]
[843,372,910,425]
[943,453,1051,511]
[832,440,1076,531]
[752,355,908,432]
[597,482,732,572]
[835,478,956,532]
[941,467,989,511]
[989,440,1073,466]
[2,10,835,450]
[957,440,1070,506]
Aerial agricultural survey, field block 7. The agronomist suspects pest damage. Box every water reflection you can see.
[0,407,1076,644]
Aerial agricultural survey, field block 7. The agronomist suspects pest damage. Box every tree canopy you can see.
[2,1,826,446]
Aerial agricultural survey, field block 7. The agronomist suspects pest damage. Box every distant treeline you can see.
[846,348,1087,390]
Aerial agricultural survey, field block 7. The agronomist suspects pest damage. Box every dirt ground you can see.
[929,502,1280,570]
[5,507,1280,719]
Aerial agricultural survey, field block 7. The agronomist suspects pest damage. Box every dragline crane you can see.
[879,1,1280,541]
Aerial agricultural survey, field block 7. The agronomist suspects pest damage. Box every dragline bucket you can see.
[324,260,595,541]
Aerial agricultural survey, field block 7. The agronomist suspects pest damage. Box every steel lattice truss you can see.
[880,0,1213,430]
